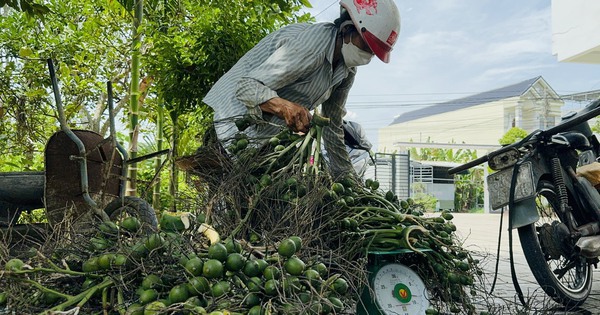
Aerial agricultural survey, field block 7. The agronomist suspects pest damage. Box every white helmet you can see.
[339,0,400,63]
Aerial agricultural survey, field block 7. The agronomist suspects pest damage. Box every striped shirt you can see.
[203,22,356,178]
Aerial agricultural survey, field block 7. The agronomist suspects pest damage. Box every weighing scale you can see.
[357,250,430,315]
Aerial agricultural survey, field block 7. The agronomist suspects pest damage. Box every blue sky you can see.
[304,0,600,151]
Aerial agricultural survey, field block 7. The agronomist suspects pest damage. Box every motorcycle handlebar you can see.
[447,155,488,175]
[544,99,600,135]
[448,99,600,176]
[447,141,523,175]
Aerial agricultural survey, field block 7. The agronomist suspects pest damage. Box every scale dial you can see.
[372,263,429,314]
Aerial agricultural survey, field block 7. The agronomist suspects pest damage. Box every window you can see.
[505,113,515,131]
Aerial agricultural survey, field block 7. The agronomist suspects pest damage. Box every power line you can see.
[346,106,560,124]
[349,92,480,97]
[313,1,338,18]
[347,87,589,98]
[353,109,563,134]
[345,96,565,108]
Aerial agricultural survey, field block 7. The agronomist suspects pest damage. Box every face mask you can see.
[341,34,374,67]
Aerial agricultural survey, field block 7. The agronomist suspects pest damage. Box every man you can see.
[202,0,400,179]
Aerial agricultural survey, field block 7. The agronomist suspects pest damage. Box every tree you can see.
[121,0,145,197]
[0,0,132,171]
[0,0,314,210]
[453,168,484,212]
[408,138,483,212]
[0,0,50,17]
[499,127,528,145]
[408,138,478,163]
[141,0,313,208]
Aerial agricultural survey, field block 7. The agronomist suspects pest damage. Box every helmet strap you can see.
[339,20,354,34]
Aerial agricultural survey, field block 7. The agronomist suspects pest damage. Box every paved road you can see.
[451,213,600,314]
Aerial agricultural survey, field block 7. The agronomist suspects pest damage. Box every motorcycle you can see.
[448,98,600,307]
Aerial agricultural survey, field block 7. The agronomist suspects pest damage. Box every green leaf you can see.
[116,0,134,11]
[299,0,312,8]
[30,3,51,16]
[18,47,34,57]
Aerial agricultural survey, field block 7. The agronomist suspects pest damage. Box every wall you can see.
[552,0,600,63]
[378,100,505,152]
[364,152,411,200]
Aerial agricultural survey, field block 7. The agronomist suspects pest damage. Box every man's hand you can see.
[259,97,312,133]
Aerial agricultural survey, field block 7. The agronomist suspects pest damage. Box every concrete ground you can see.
[451,212,600,315]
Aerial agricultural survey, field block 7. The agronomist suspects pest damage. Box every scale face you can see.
[372,263,429,314]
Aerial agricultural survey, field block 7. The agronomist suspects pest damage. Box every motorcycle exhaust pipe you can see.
[575,235,600,258]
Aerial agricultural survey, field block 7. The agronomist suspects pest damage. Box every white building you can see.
[552,0,600,64]
[379,77,564,152]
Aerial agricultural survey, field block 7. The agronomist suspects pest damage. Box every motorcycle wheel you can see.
[518,180,592,307]
[103,196,158,233]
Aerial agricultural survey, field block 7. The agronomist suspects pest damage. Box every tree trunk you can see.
[169,112,179,211]
[126,0,144,196]
[153,103,164,210]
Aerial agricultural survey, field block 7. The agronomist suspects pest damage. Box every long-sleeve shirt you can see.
[203,22,356,178]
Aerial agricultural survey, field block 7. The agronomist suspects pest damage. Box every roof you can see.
[390,76,542,125]
[560,89,600,102]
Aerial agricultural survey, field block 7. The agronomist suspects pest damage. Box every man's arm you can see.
[321,74,357,180]
[235,37,323,126]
